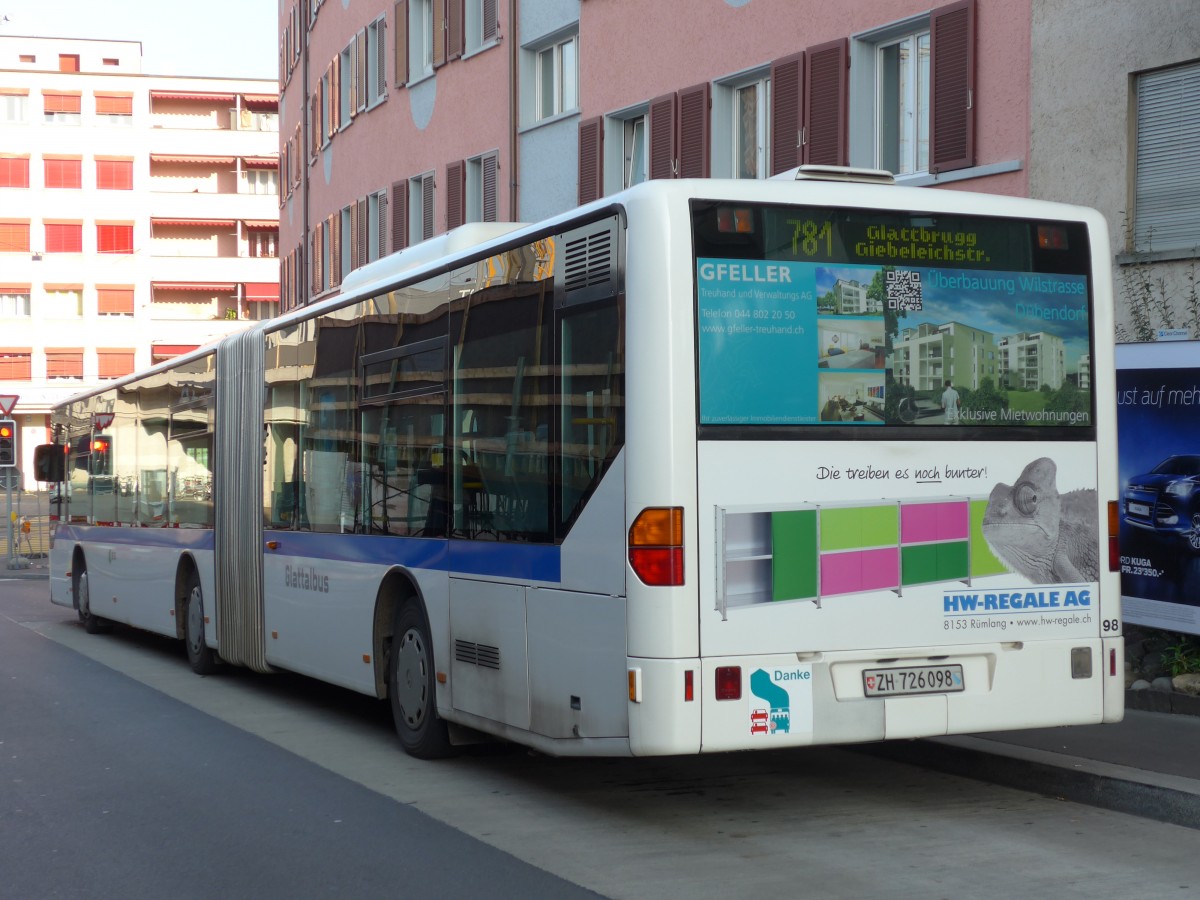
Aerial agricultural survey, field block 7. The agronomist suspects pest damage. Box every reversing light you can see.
[715,666,742,700]
[628,507,684,586]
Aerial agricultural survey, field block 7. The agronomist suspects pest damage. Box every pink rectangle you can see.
[820,551,862,596]
[820,547,899,596]
[901,501,968,543]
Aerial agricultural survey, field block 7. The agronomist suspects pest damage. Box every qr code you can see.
[885,269,922,311]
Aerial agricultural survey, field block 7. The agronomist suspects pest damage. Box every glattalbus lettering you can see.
[284,564,330,594]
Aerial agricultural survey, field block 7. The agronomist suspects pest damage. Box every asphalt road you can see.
[4,575,1200,899]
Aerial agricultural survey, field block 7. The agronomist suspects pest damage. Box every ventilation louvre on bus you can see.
[793,165,895,185]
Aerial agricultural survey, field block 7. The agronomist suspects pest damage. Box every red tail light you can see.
[1107,501,1120,571]
[715,666,742,700]
[629,507,684,586]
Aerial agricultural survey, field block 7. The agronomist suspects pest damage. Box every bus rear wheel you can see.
[389,603,453,759]
[184,571,218,675]
[75,564,111,634]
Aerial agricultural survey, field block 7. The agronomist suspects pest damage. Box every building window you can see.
[466,151,499,223]
[95,93,134,125]
[466,0,500,52]
[97,350,136,379]
[97,224,134,255]
[409,0,435,80]
[58,55,80,73]
[535,33,577,121]
[44,289,83,317]
[0,351,32,380]
[713,71,771,179]
[96,158,133,190]
[46,348,84,379]
[0,290,31,317]
[410,172,435,242]
[367,16,388,105]
[44,157,82,189]
[45,223,83,253]
[623,116,648,187]
[0,156,30,188]
[2,92,28,123]
[367,189,387,262]
[249,229,278,258]
[242,168,279,195]
[43,92,81,125]
[97,287,135,316]
[0,221,30,252]
[1133,59,1200,255]
[851,1,975,177]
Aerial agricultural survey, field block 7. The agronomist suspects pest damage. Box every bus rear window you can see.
[693,203,1093,431]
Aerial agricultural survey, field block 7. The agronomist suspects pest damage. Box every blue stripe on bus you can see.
[58,525,561,583]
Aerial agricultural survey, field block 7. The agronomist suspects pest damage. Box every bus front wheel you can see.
[75,562,111,634]
[388,603,453,759]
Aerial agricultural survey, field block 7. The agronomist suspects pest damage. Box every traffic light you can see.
[91,436,111,473]
[0,419,14,468]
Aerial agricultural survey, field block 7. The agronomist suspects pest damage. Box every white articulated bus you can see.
[37,169,1123,758]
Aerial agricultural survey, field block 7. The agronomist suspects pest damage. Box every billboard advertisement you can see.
[1117,341,1200,636]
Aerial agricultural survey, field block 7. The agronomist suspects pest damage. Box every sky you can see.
[1,0,278,80]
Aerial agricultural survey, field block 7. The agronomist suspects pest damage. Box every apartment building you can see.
[892,321,999,392]
[279,1,1199,347]
[0,36,279,488]
[996,330,1066,391]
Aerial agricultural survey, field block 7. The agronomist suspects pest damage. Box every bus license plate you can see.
[863,664,964,697]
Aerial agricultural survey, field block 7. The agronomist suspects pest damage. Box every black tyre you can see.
[75,561,111,634]
[389,603,453,759]
[184,570,218,675]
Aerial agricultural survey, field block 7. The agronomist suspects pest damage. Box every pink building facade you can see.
[278,0,1034,310]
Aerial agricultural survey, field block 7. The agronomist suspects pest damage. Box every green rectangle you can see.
[902,543,941,585]
[771,509,817,600]
[969,499,1009,576]
[937,541,969,580]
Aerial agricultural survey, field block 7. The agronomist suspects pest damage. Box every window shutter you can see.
[357,30,369,112]
[803,38,848,166]
[313,221,324,292]
[97,224,133,254]
[331,213,342,286]
[45,158,82,189]
[578,117,604,204]
[433,0,446,68]
[97,287,135,315]
[482,0,498,42]
[391,179,408,251]
[95,94,132,115]
[0,351,31,380]
[770,52,804,174]
[1135,61,1200,252]
[96,158,133,190]
[97,350,135,379]
[481,152,499,222]
[43,93,81,114]
[357,199,368,266]
[350,203,361,273]
[375,19,388,100]
[447,0,464,61]
[46,349,83,378]
[929,0,976,174]
[678,82,711,178]
[446,160,465,229]
[0,156,30,188]
[377,190,389,257]
[329,60,339,136]
[648,92,678,179]
[0,222,30,252]
[395,1,409,85]
[422,175,435,240]
[46,223,82,253]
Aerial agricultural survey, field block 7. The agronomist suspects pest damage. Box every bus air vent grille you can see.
[564,229,612,292]
[557,216,620,308]
[455,639,502,670]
